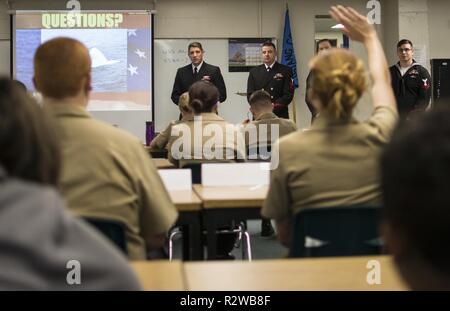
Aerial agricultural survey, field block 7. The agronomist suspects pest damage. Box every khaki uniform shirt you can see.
[150,116,193,150]
[48,104,178,260]
[243,112,297,155]
[167,113,246,167]
[262,106,398,220]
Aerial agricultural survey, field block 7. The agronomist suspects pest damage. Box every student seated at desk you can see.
[167,80,245,168]
[33,38,178,261]
[0,78,140,290]
[261,6,398,248]
[168,80,244,259]
[150,92,194,150]
[382,107,450,290]
[242,90,297,237]
[243,90,297,160]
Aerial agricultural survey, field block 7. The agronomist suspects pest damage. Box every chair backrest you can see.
[290,206,383,258]
[247,144,272,162]
[181,163,202,184]
[149,149,168,159]
[82,217,128,255]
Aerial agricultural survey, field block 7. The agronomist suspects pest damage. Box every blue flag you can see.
[281,9,299,89]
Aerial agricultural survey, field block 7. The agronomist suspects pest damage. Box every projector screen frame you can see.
[11,9,156,142]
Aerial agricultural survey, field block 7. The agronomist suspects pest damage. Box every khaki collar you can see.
[193,112,225,122]
[45,103,91,119]
[256,112,278,121]
[180,115,194,122]
[311,114,357,130]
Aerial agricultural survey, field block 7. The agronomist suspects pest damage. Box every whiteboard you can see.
[154,39,250,132]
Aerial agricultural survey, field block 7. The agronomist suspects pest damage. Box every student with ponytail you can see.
[167,80,245,260]
[262,6,398,248]
[168,80,245,168]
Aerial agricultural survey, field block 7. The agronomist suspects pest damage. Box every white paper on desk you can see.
[158,169,192,191]
[202,163,270,187]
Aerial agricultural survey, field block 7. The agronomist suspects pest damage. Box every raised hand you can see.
[329,5,376,44]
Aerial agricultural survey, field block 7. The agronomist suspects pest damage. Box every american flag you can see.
[127,28,151,91]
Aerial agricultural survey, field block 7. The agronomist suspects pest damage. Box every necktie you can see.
[267,66,271,72]
[194,66,198,76]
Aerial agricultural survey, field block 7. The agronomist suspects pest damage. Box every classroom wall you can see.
[4,0,443,128]
[382,0,400,66]
[397,0,450,68]
[399,0,431,70]
[153,0,380,128]
[428,0,450,59]
[0,1,10,75]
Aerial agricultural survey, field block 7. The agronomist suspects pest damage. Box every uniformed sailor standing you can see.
[247,42,294,119]
[389,39,432,119]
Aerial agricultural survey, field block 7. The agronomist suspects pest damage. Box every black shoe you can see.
[261,220,275,237]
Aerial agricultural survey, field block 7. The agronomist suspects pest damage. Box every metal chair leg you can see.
[243,230,252,261]
[168,228,182,261]
[213,225,253,261]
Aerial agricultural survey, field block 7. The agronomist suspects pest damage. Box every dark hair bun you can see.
[191,98,204,113]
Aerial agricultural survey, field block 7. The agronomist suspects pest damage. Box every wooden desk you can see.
[184,256,408,291]
[131,260,186,291]
[169,190,202,212]
[169,190,203,260]
[193,185,268,259]
[193,185,268,209]
[153,158,175,169]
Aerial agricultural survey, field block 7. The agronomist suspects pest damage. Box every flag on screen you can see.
[281,8,299,89]
[127,28,151,91]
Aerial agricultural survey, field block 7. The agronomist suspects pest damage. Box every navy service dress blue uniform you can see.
[389,60,431,118]
[247,62,294,119]
[171,62,227,105]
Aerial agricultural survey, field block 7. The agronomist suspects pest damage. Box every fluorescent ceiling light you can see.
[331,24,344,29]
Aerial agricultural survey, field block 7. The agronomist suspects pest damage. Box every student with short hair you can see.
[243,90,297,237]
[33,37,178,260]
[244,90,297,157]
[0,77,141,290]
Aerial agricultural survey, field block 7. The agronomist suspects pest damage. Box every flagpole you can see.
[282,1,297,125]
[291,98,297,124]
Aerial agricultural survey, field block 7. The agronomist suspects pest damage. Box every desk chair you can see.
[246,144,271,162]
[181,163,202,184]
[149,148,168,159]
[290,206,383,258]
[168,223,252,261]
[82,217,127,255]
[168,163,253,261]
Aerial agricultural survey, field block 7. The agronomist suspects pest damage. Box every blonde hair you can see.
[34,37,91,99]
[310,49,366,120]
[178,92,192,114]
